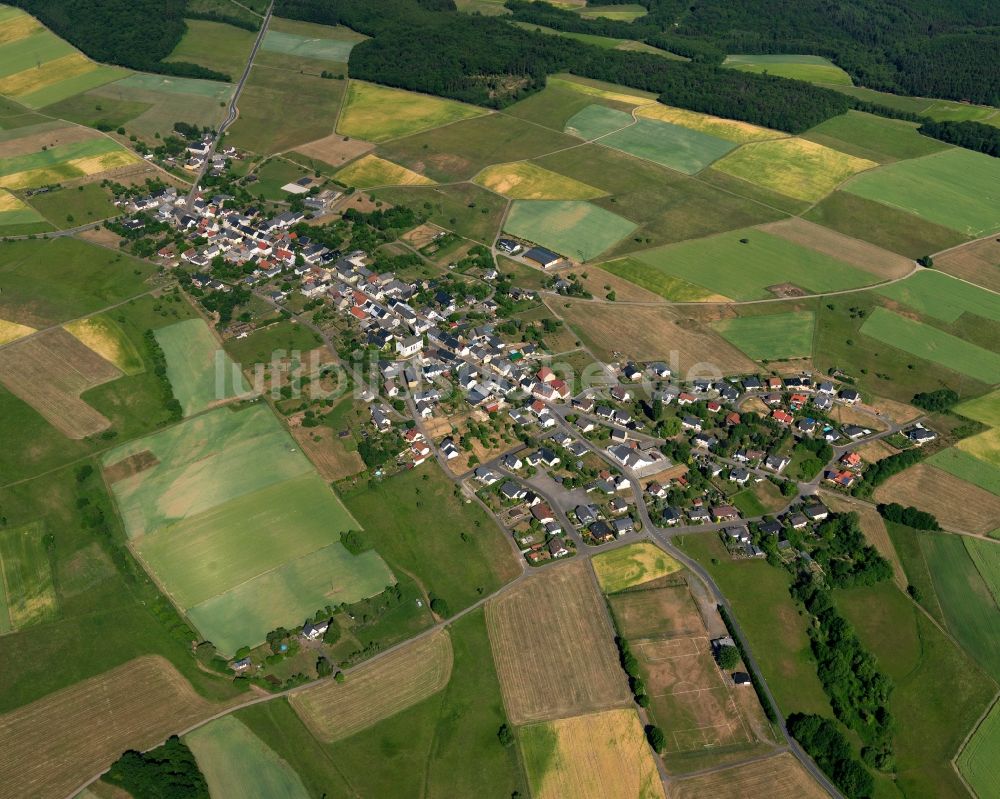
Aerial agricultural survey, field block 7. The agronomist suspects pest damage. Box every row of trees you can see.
[104,736,208,799]
[787,713,875,799]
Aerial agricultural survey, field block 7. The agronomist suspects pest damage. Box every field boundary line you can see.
[951,690,999,799]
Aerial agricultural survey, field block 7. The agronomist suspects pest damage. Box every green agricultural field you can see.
[134,473,358,609]
[0,135,132,188]
[154,319,250,416]
[860,307,1000,384]
[187,541,392,656]
[928,448,1000,496]
[602,257,718,301]
[712,311,815,361]
[579,4,647,21]
[0,521,57,632]
[371,183,507,244]
[223,319,322,365]
[26,182,118,227]
[844,149,1000,237]
[473,161,603,200]
[377,113,578,183]
[40,90,152,131]
[262,29,356,61]
[956,390,1000,428]
[17,65,127,109]
[341,466,520,617]
[505,82,626,132]
[623,228,879,301]
[958,700,1000,799]
[337,80,487,143]
[804,191,968,258]
[503,199,636,261]
[836,579,996,799]
[187,716,310,799]
[249,157,314,201]
[714,136,876,202]
[0,189,46,234]
[803,110,949,163]
[165,19,256,79]
[965,538,1000,607]
[0,29,74,77]
[724,54,853,86]
[534,144,786,257]
[676,533,832,717]
[0,136,120,176]
[335,154,434,189]
[876,269,1000,323]
[0,238,154,327]
[563,104,633,140]
[599,117,738,174]
[64,313,144,375]
[921,532,1000,680]
[228,66,344,155]
[103,404,314,538]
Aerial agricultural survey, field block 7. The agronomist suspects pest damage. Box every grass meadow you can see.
[723,54,853,86]
[186,716,310,799]
[371,183,507,244]
[0,188,47,234]
[26,182,118,227]
[958,700,1000,799]
[154,319,249,416]
[844,149,1000,237]
[337,80,487,143]
[64,313,144,375]
[0,135,138,189]
[503,199,636,260]
[591,541,681,593]
[876,269,1000,323]
[165,19,256,78]
[0,238,154,328]
[600,117,737,174]
[859,307,1000,384]
[0,521,57,633]
[803,110,949,163]
[621,228,880,300]
[928,448,1000,496]
[920,532,1000,680]
[564,104,632,139]
[262,29,357,62]
[712,311,815,360]
[836,578,997,799]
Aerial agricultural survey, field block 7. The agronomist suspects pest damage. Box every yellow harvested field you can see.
[957,427,1000,467]
[336,80,487,143]
[715,137,877,202]
[289,629,453,742]
[610,581,706,641]
[0,53,93,97]
[636,104,785,143]
[855,438,901,463]
[672,751,828,799]
[520,709,665,799]
[68,149,140,175]
[549,75,657,106]
[936,237,1000,293]
[474,161,604,200]
[760,217,914,279]
[874,463,1000,535]
[334,154,434,188]
[293,133,374,168]
[592,541,682,594]
[0,327,121,438]
[821,491,905,588]
[63,316,143,375]
[0,318,34,346]
[0,12,43,45]
[0,656,217,799]
[0,149,139,190]
[486,559,631,724]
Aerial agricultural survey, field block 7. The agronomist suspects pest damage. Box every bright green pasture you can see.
[860,307,1000,384]
[712,311,815,360]
[503,199,636,261]
[0,238,154,328]
[921,532,1000,680]
[187,716,310,799]
[0,136,120,177]
[563,104,632,139]
[0,30,73,77]
[262,30,356,61]
[154,319,250,416]
[625,228,879,300]
[0,521,57,632]
[965,538,1000,605]
[959,700,1000,799]
[928,448,1000,497]
[876,269,1000,323]
[103,405,314,538]
[134,473,356,608]
[956,390,1000,428]
[0,199,43,229]
[803,110,948,163]
[844,149,1000,237]
[599,117,736,174]
[187,542,393,654]
[724,54,853,86]
[27,182,118,227]
[17,65,127,109]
